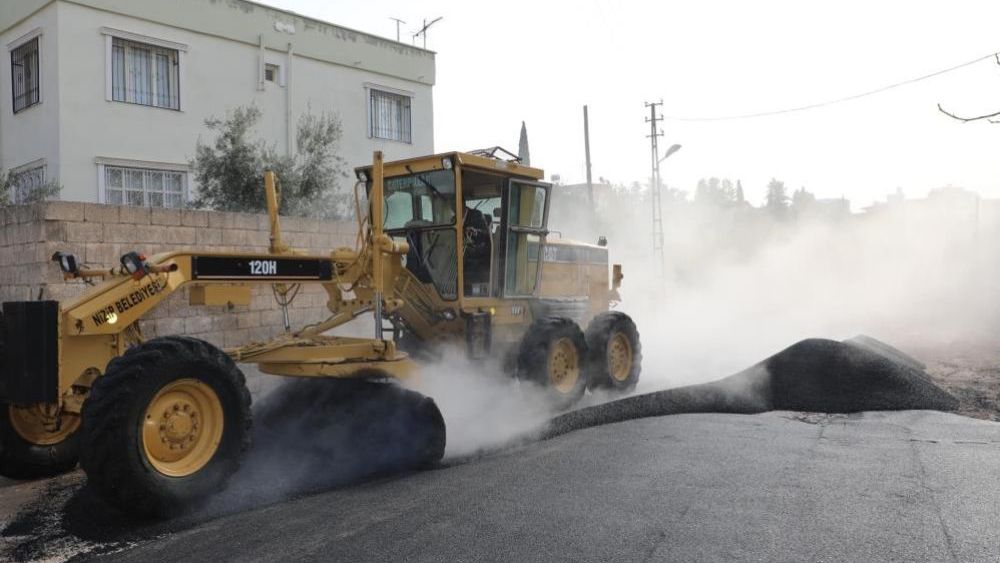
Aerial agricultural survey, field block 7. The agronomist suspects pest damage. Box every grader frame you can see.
[13,152,412,420]
[0,149,640,516]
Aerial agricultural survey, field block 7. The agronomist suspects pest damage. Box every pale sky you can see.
[259,0,1000,208]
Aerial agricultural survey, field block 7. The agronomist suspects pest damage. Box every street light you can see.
[659,143,682,163]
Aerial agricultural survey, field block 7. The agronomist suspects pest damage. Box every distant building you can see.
[866,185,986,243]
[1,0,436,206]
[810,197,851,219]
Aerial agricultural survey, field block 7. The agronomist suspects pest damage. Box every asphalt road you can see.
[75,409,1000,563]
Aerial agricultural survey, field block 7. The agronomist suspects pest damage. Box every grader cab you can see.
[0,150,640,516]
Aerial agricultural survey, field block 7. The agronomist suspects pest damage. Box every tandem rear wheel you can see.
[585,311,642,392]
[80,336,252,516]
[517,317,590,410]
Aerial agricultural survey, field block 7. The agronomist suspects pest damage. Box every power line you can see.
[663,51,999,122]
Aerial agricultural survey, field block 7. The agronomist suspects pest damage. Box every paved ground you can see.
[31,410,987,562]
[921,342,1000,422]
[3,339,999,562]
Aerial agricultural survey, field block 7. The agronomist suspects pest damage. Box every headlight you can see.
[51,251,78,274]
[120,251,147,279]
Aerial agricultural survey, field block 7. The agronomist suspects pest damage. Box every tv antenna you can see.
[413,17,443,49]
[389,17,406,42]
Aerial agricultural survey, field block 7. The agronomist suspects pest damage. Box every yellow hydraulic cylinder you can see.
[370,151,385,339]
[265,171,287,254]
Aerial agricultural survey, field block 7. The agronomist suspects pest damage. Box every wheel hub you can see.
[608,332,633,382]
[161,402,200,446]
[8,404,80,446]
[548,337,580,394]
[142,379,223,477]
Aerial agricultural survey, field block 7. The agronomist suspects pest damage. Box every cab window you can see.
[503,181,549,296]
[509,184,546,228]
[380,169,456,230]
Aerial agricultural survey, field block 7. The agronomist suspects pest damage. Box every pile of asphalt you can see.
[543,336,958,440]
[224,377,446,499]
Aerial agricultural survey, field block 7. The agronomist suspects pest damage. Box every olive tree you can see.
[191,105,349,218]
[0,170,61,208]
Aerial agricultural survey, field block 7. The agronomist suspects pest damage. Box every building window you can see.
[264,63,279,83]
[9,165,45,204]
[103,165,186,208]
[111,37,179,109]
[11,37,40,113]
[369,88,412,143]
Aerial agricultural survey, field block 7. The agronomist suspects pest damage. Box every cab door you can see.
[502,180,550,297]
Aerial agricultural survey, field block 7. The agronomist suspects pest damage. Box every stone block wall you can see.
[0,202,360,352]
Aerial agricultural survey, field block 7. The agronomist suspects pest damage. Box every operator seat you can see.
[463,206,492,295]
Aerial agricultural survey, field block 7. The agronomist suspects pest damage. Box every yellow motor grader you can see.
[0,150,641,515]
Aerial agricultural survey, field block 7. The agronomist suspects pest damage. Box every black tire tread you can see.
[585,311,642,392]
[517,317,589,409]
[80,336,252,516]
[0,404,80,479]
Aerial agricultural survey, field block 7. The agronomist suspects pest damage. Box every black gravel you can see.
[543,336,958,439]
[244,377,446,489]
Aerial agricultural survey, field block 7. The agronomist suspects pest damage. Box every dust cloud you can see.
[407,347,557,459]
[393,185,1000,459]
[229,184,1000,496]
[549,184,1000,390]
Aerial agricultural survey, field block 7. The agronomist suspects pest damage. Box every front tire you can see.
[80,336,252,516]
[585,311,642,392]
[517,317,589,410]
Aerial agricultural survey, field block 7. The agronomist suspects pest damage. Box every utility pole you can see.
[645,100,665,275]
[389,17,406,42]
[583,105,594,208]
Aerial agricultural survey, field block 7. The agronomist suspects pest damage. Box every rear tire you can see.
[80,336,252,516]
[0,402,81,479]
[585,311,642,392]
[517,317,588,410]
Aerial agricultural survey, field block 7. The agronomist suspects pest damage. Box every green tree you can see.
[0,170,61,208]
[191,105,348,218]
[764,178,788,215]
[695,177,741,207]
[720,178,735,201]
[695,177,728,206]
[791,186,816,210]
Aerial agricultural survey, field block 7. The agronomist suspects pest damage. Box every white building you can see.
[0,0,435,206]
